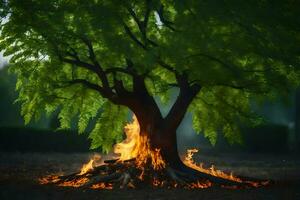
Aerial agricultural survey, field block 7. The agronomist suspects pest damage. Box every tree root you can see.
[166,167,187,184]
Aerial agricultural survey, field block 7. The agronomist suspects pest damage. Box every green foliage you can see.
[1,0,299,148]
[146,67,175,105]
[89,103,128,153]
[190,86,262,145]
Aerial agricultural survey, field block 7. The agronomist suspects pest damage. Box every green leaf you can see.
[89,102,128,153]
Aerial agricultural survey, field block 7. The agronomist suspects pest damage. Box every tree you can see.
[0,0,299,173]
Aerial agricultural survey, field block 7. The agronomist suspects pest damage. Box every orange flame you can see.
[39,174,89,187]
[114,115,165,170]
[183,148,243,183]
[58,177,89,187]
[152,178,164,187]
[91,183,113,190]
[78,154,102,175]
[188,180,212,189]
[79,159,94,175]
[39,175,60,185]
[183,149,269,187]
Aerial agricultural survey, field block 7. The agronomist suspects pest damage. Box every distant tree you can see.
[1,0,299,169]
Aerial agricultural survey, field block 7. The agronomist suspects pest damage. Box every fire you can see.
[183,148,243,183]
[188,180,212,189]
[152,178,164,187]
[39,116,268,189]
[79,159,94,175]
[38,116,166,189]
[91,183,113,190]
[183,149,270,187]
[58,177,89,187]
[79,154,102,175]
[39,174,89,187]
[114,115,165,170]
[39,175,60,185]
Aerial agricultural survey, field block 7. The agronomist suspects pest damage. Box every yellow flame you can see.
[183,148,243,183]
[114,115,140,160]
[78,154,102,175]
[78,159,94,175]
[114,115,165,170]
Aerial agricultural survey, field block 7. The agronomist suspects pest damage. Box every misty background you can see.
[0,54,300,155]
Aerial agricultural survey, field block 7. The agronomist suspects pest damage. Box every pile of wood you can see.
[41,158,269,190]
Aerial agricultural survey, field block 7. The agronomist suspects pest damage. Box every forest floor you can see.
[0,152,300,200]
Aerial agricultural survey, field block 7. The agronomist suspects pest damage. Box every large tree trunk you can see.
[126,77,201,171]
[140,120,183,170]
[127,95,183,170]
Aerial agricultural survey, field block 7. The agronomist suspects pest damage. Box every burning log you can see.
[40,154,269,190]
[40,151,268,189]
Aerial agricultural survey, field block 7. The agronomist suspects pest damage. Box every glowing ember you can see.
[58,177,89,187]
[188,180,212,189]
[152,178,163,187]
[138,170,145,180]
[183,148,243,183]
[39,175,60,185]
[114,115,165,170]
[91,183,113,190]
[39,175,88,187]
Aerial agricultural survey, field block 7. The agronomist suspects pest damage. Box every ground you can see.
[0,152,299,200]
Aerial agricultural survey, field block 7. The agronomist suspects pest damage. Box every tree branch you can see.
[126,7,144,33]
[155,58,205,124]
[164,80,201,131]
[79,37,110,89]
[123,1,158,49]
[68,79,127,105]
[157,58,191,90]
[68,79,103,92]
[184,53,241,77]
[157,59,178,74]
[51,35,134,106]
[143,0,151,29]
[123,22,147,49]
[157,4,176,31]
[61,57,97,74]
[105,67,134,76]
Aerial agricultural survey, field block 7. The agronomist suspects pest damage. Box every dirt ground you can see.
[0,152,299,200]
